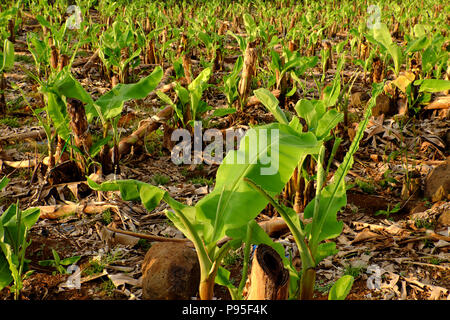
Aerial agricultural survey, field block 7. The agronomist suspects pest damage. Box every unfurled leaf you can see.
[322,74,341,108]
[1,39,14,72]
[0,250,13,290]
[372,23,402,75]
[188,67,211,121]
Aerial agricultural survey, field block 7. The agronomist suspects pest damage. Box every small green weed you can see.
[152,174,170,185]
[0,117,20,128]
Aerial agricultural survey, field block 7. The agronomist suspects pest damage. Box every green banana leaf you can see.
[196,123,320,245]
[414,79,450,93]
[188,67,211,121]
[95,66,163,119]
[328,275,354,300]
[372,23,402,75]
[254,88,289,125]
[0,177,9,191]
[46,92,71,141]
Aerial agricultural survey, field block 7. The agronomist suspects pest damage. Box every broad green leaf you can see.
[156,90,184,124]
[388,44,402,76]
[328,275,354,300]
[196,123,320,244]
[36,15,51,29]
[413,24,427,38]
[20,207,40,229]
[188,67,211,121]
[295,56,318,76]
[139,183,165,212]
[156,90,175,106]
[174,83,190,106]
[283,58,302,73]
[1,205,40,245]
[87,178,202,239]
[421,46,437,75]
[405,36,430,54]
[372,23,402,75]
[372,23,393,50]
[414,79,450,93]
[52,249,60,265]
[0,241,18,291]
[59,255,81,266]
[295,99,316,130]
[38,259,54,267]
[316,109,344,140]
[122,48,141,69]
[288,116,302,133]
[322,74,341,108]
[95,66,163,119]
[215,266,234,288]
[270,50,281,71]
[294,99,326,134]
[254,88,288,125]
[53,73,94,106]
[243,13,257,38]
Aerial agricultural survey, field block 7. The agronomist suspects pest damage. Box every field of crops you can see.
[0,0,449,302]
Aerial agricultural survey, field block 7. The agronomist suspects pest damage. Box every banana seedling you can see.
[220,56,243,108]
[365,23,403,78]
[0,39,14,115]
[270,46,314,93]
[0,177,40,300]
[157,67,212,130]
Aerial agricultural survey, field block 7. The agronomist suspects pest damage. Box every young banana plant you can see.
[99,20,142,83]
[365,23,403,78]
[89,121,321,300]
[157,67,212,129]
[0,39,14,115]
